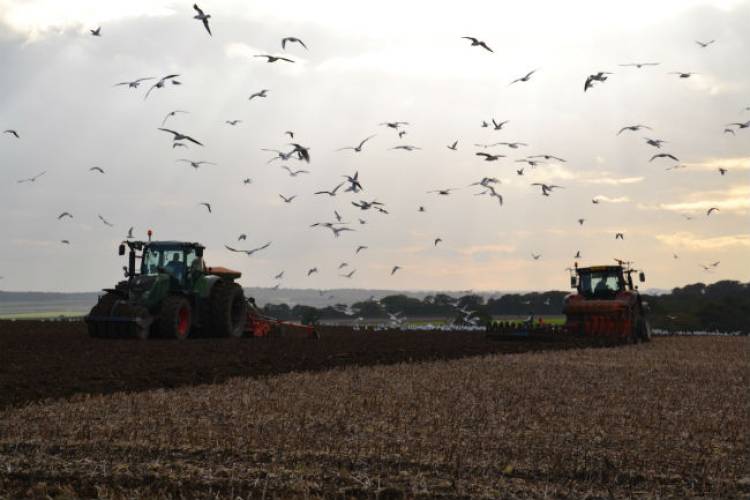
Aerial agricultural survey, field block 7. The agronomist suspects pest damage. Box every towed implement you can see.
[487,261,651,343]
[87,235,315,340]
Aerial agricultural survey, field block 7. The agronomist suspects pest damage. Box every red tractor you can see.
[563,262,651,343]
[487,261,651,343]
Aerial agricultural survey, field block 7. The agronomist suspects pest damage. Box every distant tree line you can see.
[259,280,749,333]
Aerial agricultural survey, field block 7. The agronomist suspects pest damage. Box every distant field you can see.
[0,311,85,320]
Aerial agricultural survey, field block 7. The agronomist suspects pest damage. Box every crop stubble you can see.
[0,323,747,498]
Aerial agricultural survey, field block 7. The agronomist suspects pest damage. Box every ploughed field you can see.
[0,334,746,499]
[0,320,612,410]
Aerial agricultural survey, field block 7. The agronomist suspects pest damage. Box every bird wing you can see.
[193,4,205,15]
[183,134,204,146]
[158,128,178,138]
[225,245,240,252]
[202,18,211,36]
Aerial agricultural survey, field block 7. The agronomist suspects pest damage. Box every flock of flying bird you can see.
[1,5,744,288]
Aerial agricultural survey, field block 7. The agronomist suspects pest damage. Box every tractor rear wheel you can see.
[159,296,193,340]
[87,293,119,338]
[209,282,247,337]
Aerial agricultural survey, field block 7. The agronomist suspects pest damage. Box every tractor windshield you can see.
[578,270,625,298]
[141,245,191,283]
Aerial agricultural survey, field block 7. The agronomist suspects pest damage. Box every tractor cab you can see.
[119,240,205,286]
[570,263,645,300]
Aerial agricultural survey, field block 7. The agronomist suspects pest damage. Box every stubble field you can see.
[0,322,747,498]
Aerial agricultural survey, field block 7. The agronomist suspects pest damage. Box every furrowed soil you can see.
[0,324,747,498]
[0,320,607,411]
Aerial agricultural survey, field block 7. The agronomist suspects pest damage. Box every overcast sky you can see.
[0,0,748,293]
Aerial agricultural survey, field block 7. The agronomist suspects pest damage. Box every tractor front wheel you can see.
[159,296,193,340]
[210,282,247,337]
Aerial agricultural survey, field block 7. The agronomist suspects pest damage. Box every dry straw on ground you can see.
[1,337,748,498]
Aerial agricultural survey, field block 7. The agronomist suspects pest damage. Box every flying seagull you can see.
[619,62,660,68]
[615,233,624,240]
[289,143,311,162]
[650,153,679,162]
[145,74,180,99]
[706,207,719,216]
[475,152,505,161]
[434,238,443,246]
[380,121,409,129]
[89,166,105,174]
[126,227,134,239]
[531,183,564,196]
[644,137,667,148]
[461,36,493,52]
[584,72,612,92]
[718,168,727,175]
[578,218,585,225]
[391,265,401,275]
[390,145,421,151]
[57,212,73,220]
[225,120,242,126]
[355,246,368,254]
[428,188,458,196]
[491,119,509,130]
[528,154,566,162]
[3,130,19,138]
[255,54,295,63]
[447,140,458,151]
[531,253,541,260]
[279,194,297,204]
[695,40,715,48]
[274,271,284,280]
[17,171,46,183]
[61,240,70,245]
[618,124,651,135]
[340,269,356,279]
[249,89,270,100]
[177,159,215,169]
[114,77,155,89]
[669,72,696,79]
[337,135,376,153]
[314,182,345,197]
[497,142,528,149]
[158,128,204,146]
[162,110,189,126]
[225,242,271,256]
[98,214,114,227]
[281,165,310,177]
[90,27,101,37]
[282,37,307,50]
[192,4,212,36]
[307,267,318,277]
[726,120,750,129]
[199,202,212,213]
[509,69,537,85]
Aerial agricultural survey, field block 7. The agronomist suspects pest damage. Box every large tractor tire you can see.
[87,293,119,338]
[209,282,247,338]
[159,295,193,340]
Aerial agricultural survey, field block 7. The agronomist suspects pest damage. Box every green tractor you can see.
[86,238,247,340]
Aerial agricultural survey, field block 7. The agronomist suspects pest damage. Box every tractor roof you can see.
[577,265,623,273]
[145,241,204,249]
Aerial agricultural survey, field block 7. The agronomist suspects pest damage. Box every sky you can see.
[0,0,748,293]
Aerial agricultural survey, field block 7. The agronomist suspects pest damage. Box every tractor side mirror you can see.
[639,272,645,283]
[196,247,204,258]
[570,276,577,288]
[118,244,126,256]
